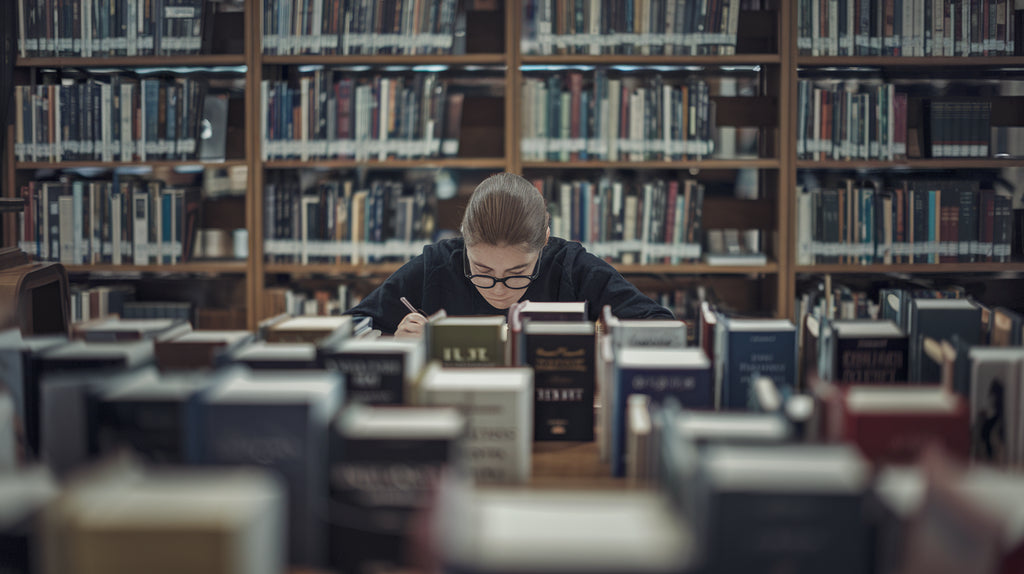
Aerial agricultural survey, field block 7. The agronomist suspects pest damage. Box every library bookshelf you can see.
[4,0,1022,329]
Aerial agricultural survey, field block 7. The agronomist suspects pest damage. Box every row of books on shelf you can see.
[521,72,717,162]
[519,0,743,55]
[13,77,208,163]
[260,72,464,160]
[534,176,706,264]
[263,175,439,264]
[264,284,364,318]
[796,0,1022,57]
[17,179,202,266]
[16,0,213,58]
[796,179,1015,265]
[261,0,462,55]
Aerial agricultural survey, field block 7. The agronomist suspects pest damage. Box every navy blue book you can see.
[329,404,465,574]
[199,367,343,568]
[908,299,980,383]
[320,338,425,405]
[714,318,797,410]
[611,347,712,477]
[523,321,596,442]
[90,367,213,464]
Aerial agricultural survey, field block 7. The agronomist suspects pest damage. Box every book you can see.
[908,299,981,383]
[426,315,508,367]
[697,444,871,574]
[45,463,286,574]
[522,321,596,441]
[991,307,1024,347]
[320,337,425,405]
[225,340,322,370]
[153,329,254,370]
[821,319,909,384]
[90,367,213,465]
[609,318,688,349]
[714,317,797,410]
[198,367,343,567]
[72,317,192,343]
[611,347,713,477]
[968,347,1024,467]
[827,385,970,464]
[0,329,67,459]
[419,363,533,484]
[516,300,589,322]
[439,490,697,574]
[328,404,466,574]
[626,394,653,486]
[0,466,58,574]
[263,315,354,344]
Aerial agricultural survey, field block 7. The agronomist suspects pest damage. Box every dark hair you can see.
[461,173,548,252]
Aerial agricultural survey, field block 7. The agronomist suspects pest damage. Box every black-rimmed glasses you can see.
[463,248,540,290]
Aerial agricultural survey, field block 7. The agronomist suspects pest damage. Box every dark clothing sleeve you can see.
[345,237,673,333]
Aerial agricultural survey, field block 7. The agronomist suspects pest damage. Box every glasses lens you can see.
[504,276,532,289]
[470,276,497,288]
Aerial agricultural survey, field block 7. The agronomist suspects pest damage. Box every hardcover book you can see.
[714,317,797,410]
[153,329,254,370]
[522,321,596,441]
[328,404,465,574]
[0,330,67,459]
[968,347,1024,467]
[610,318,688,349]
[320,337,425,405]
[439,490,696,574]
[90,368,213,465]
[225,340,321,370]
[611,347,713,477]
[516,300,589,322]
[199,367,343,567]
[822,319,909,384]
[828,385,970,464]
[697,444,871,574]
[419,364,533,484]
[0,466,57,574]
[908,299,981,383]
[426,315,507,367]
[263,315,354,345]
[72,317,192,343]
[991,307,1024,347]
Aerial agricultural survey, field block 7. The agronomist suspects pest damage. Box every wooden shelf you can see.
[64,262,248,275]
[795,262,1024,274]
[264,262,779,276]
[263,158,508,170]
[796,56,1024,67]
[16,160,249,170]
[261,54,508,66]
[522,159,780,170]
[16,55,248,68]
[521,54,781,66]
[796,159,1024,169]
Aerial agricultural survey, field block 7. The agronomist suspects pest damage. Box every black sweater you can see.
[345,237,674,334]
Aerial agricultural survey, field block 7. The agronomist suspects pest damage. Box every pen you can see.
[400,296,426,317]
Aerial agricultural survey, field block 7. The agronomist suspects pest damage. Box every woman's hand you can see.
[395,312,427,338]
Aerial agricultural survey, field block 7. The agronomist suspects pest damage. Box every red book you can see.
[828,385,970,464]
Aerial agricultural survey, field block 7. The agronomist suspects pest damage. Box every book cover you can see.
[612,347,712,477]
[967,347,1024,467]
[199,367,343,568]
[420,364,533,484]
[715,318,797,410]
[426,316,507,367]
[908,299,981,383]
[611,318,687,348]
[523,321,596,441]
[823,319,909,383]
[320,337,425,405]
[328,404,465,574]
[698,444,872,574]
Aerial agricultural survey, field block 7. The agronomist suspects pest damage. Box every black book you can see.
[328,404,465,574]
[320,337,425,405]
[823,319,909,384]
[523,321,596,441]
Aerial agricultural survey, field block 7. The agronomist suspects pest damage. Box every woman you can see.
[345,172,674,337]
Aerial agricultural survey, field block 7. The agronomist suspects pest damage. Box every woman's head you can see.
[461,173,549,310]
[461,173,549,252]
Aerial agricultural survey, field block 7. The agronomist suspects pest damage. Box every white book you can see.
[612,319,688,348]
[968,347,1024,466]
[132,191,149,266]
[420,363,533,484]
[111,191,122,265]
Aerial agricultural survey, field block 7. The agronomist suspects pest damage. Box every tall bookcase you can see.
[4,0,1022,330]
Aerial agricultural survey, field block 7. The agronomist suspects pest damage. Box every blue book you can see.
[908,298,981,384]
[714,318,797,410]
[199,367,343,568]
[611,347,712,477]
